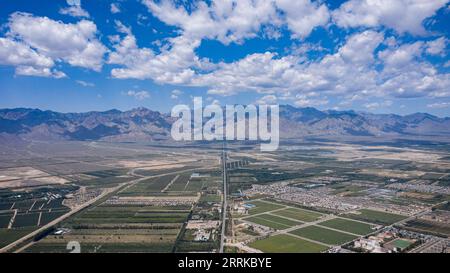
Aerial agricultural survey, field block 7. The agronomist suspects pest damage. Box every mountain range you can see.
[0,106,449,143]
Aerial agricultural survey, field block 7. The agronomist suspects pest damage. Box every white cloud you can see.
[104,3,450,105]
[425,37,448,56]
[378,42,424,71]
[332,0,448,35]
[293,92,328,107]
[111,3,121,14]
[197,30,384,97]
[427,102,450,108]
[108,21,208,84]
[256,95,278,105]
[378,39,450,98]
[143,0,278,44]
[0,37,53,68]
[363,100,392,110]
[76,80,95,87]
[0,37,65,78]
[143,0,332,43]
[60,0,90,18]
[108,26,450,103]
[7,12,107,72]
[15,66,66,78]
[171,89,183,99]
[275,0,330,39]
[126,90,150,100]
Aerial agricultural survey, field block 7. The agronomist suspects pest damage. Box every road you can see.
[219,141,228,253]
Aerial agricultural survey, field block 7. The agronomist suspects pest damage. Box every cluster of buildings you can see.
[231,200,254,215]
[420,209,450,224]
[186,220,220,242]
[63,187,102,208]
[349,227,445,253]
[387,181,450,195]
[411,238,450,253]
[352,231,416,253]
[243,181,427,215]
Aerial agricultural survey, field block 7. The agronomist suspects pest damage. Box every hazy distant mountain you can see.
[0,106,449,142]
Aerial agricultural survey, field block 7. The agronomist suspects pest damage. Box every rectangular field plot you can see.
[403,219,450,236]
[12,212,40,227]
[69,205,190,225]
[10,200,35,211]
[27,203,190,253]
[318,218,375,235]
[289,225,358,245]
[42,199,67,210]
[246,200,285,215]
[26,242,175,253]
[184,179,204,192]
[0,228,36,248]
[343,209,407,225]
[119,175,179,195]
[245,214,301,230]
[27,228,179,253]
[272,208,323,222]
[0,213,12,228]
[249,234,328,253]
[0,202,14,211]
[175,241,217,253]
[39,210,69,226]
[76,176,134,189]
[165,175,190,191]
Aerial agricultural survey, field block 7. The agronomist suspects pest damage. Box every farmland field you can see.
[0,228,36,248]
[249,234,328,253]
[246,201,284,215]
[244,213,301,230]
[39,210,70,226]
[273,208,323,222]
[290,225,358,245]
[343,209,407,225]
[120,175,178,195]
[12,213,40,228]
[403,219,450,236]
[318,218,375,235]
[0,213,12,228]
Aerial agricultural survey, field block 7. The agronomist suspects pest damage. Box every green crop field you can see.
[0,202,14,210]
[290,225,357,245]
[246,200,285,215]
[0,228,35,248]
[166,175,190,191]
[273,208,323,222]
[199,193,221,203]
[343,209,407,225]
[0,213,12,228]
[11,200,34,211]
[392,239,413,249]
[12,213,40,228]
[318,218,374,235]
[403,219,450,236]
[245,213,301,230]
[119,175,178,195]
[249,234,328,253]
[245,216,289,230]
[26,241,175,253]
[39,210,69,226]
[69,205,190,225]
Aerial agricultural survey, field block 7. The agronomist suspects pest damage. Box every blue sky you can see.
[0,0,449,116]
